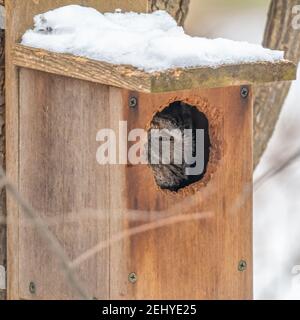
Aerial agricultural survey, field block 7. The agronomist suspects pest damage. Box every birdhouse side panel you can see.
[18,68,113,300]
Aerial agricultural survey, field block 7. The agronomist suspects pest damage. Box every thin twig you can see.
[70,211,213,269]
[0,166,89,300]
[254,149,300,191]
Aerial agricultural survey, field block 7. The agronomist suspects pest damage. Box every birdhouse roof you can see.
[13,5,297,93]
[13,44,296,93]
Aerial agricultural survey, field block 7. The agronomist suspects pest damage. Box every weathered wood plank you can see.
[13,44,296,93]
[151,60,296,93]
[107,85,253,299]
[6,0,149,301]
[13,44,151,93]
[16,78,253,300]
[18,69,111,300]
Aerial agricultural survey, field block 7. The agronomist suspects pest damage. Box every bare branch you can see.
[254,148,300,191]
[149,0,190,26]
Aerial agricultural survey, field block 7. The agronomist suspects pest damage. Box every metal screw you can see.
[129,96,138,108]
[29,281,36,294]
[240,87,249,99]
[128,272,137,284]
[238,260,247,272]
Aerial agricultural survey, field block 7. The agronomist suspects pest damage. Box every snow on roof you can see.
[21,5,285,72]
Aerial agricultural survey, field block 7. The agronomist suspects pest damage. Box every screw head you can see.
[128,272,137,284]
[238,260,247,272]
[29,281,36,294]
[129,96,138,108]
[240,87,249,99]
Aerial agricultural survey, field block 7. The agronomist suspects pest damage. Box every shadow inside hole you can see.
[148,101,211,192]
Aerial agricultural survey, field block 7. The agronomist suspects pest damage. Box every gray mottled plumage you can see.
[148,101,210,191]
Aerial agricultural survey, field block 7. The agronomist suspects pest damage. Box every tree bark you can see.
[0,25,5,301]
[149,0,190,25]
[254,0,300,167]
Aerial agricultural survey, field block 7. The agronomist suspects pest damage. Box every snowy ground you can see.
[186,1,300,300]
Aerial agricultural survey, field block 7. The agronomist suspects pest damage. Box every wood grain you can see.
[109,86,253,299]
[13,44,151,93]
[0,28,5,301]
[13,44,296,93]
[18,69,111,300]
[6,0,148,301]
[16,72,253,299]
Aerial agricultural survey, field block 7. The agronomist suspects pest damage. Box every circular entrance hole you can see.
[148,101,211,192]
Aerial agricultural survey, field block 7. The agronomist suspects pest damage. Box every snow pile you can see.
[21,5,284,72]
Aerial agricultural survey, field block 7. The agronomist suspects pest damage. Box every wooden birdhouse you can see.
[6,0,296,300]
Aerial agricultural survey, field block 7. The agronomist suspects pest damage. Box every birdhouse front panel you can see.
[118,87,253,300]
[16,67,252,300]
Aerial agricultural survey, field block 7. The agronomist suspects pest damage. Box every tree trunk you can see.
[254,0,300,167]
[0,25,5,301]
[149,0,190,25]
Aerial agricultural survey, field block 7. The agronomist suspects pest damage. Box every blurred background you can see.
[186,0,300,300]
